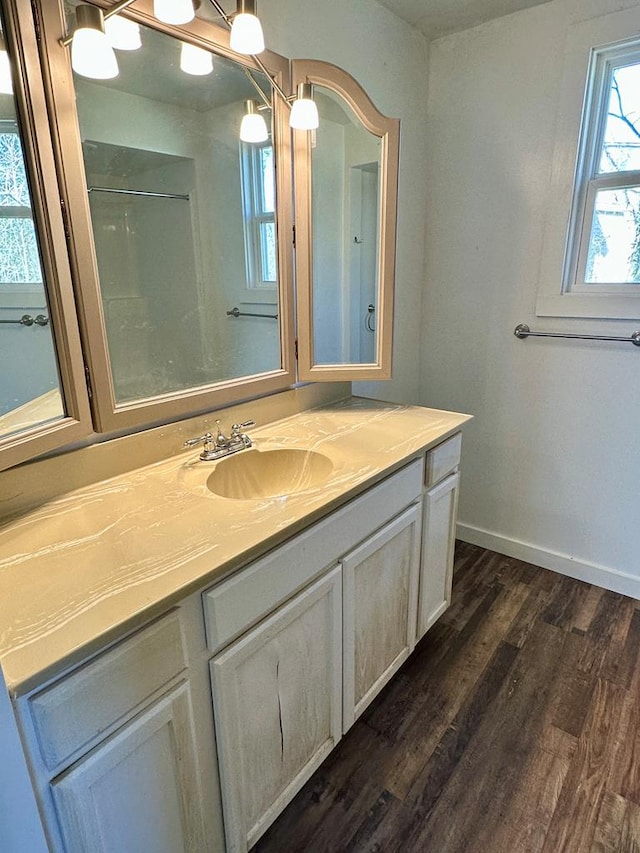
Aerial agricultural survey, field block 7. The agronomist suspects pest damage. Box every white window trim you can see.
[239,140,277,296]
[536,5,640,320]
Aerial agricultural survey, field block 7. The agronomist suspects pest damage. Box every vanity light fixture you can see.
[71,5,118,80]
[60,1,320,131]
[104,15,141,50]
[289,83,319,131]
[0,33,12,95]
[180,41,213,75]
[229,0,265,55]
[153,0,195,25]
[240,99,268,142]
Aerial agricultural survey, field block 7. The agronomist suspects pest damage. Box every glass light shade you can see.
[104,16,141,51]
[240,102,268,143]
[0,44,12,95]
[180,42,213,76]
[71,6,118,80]
[154,0,194,25]
[290,84,319,131]
[230,13,265,55]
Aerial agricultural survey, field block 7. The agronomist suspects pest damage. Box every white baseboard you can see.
[457,522,640,600]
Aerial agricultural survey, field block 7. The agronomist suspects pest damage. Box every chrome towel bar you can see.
[514,324,640,347]
[227,307,278,320]
[0,314,49,326]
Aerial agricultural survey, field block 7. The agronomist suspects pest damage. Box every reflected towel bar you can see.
[0,314,49,326]
[227,307,278,320]
[87,187,190,201]
[514,324,640,347]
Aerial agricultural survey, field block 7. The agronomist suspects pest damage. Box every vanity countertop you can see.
[0,398,471,696]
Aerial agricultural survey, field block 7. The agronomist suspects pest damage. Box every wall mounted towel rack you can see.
[0,314,49,326]
[514,324,640,347]
[227,307,278,320]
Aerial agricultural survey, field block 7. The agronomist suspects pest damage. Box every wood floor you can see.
[252,542,640,853]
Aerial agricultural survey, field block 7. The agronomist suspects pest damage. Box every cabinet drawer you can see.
[425,433,461,487]
[29,611,186,772]
[203,458,423,655]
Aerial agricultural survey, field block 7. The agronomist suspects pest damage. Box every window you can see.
[567,46,640,293]
[240,140,277,289]
[536,6,640,319]
[0,123,43,290]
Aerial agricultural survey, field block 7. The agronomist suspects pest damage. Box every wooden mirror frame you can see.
[0,0,92,473]
[36,0,296,433]
[292,60,400,382]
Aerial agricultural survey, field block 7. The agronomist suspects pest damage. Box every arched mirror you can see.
[292,60,399,381]
[40,0,295,432]
[0,0,90,472]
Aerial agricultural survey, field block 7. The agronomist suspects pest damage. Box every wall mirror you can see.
[40,0,294,432]
[292,61,399,381]
[0,0,91,472]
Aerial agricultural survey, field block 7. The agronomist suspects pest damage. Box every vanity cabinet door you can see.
[342,504,422,731]
[211,567,342,853]
[50,683,210,853]
[417,472,460,640]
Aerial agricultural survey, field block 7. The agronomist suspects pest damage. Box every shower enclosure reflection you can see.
[311,87,381,367]
[71,15,282,404]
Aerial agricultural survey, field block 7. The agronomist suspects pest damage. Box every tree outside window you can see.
[570,50,640,290]
[0,124,43,289]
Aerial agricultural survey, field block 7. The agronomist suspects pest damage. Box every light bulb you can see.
[104,16,141,51]
[289,83,319,131]
[180,42,213,76]
[0,35,12,95]
[240,100,268,143]
[230,1,265,55]
[154,0,194,25]
[71,5,118,80]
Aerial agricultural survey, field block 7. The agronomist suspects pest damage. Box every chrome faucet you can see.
[184,419,256,461]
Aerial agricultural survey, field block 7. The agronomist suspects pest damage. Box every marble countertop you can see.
[0,398,471,696]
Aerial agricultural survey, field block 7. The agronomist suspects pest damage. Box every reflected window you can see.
[240,140,277,288]
[0,124,43,287]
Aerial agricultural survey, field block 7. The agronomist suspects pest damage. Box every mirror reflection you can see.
[69,10,281,403]
[0,18,64,441]
[311,87,381,366]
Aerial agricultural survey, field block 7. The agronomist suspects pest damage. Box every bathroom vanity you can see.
[0,398,470,853]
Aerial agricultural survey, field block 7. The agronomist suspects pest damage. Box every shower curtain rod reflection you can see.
[87,187,190,201]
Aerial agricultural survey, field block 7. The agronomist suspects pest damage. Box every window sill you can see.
[536,291,640,320]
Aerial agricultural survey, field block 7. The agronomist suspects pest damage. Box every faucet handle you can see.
[183,432,215,450]
[231,419,256,436]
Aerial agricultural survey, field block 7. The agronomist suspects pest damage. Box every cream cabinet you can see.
[15,604,225,853]
[342,504,422,731]
[7,436,463,853]
[210,568,343,853]
[204,458,423,852]
[417,436,462,641]
[51,683,207,853]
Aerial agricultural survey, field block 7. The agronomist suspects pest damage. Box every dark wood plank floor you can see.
[252,542,640,853]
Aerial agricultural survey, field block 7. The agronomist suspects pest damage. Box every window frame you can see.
[567,45,640,296]
[0,120,46,305]
[536,5,640,320]
[239,138,278,292]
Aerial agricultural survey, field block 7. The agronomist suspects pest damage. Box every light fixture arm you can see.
[242,66,271,109]
[60,0,137,46]
[206,0,290,107]
[60,0,296,112]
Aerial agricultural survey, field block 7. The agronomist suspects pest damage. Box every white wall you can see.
[263,0,430,403]
[420,0,640,595]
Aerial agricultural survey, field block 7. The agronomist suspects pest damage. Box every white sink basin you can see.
[205,448,333,500]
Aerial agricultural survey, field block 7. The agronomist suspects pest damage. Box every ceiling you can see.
[374,0,553,38]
